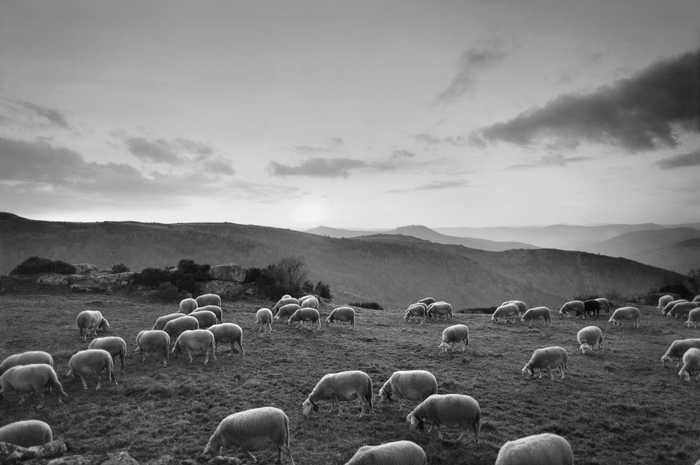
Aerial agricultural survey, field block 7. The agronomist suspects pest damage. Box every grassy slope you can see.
[1,285,699,465]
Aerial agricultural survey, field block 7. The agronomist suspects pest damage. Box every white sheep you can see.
[189,310,219,329]
[256,308,273,333]
[378,370,438,411]
[344,440,426,465]
[678,348,700,382]
[520,307,552,327]
[577,326,604,353]
[202,407,294,464]
[694,295,700,303]
[558,300,584,319]
[668,301,699,320]
[196,293,222,308]
[406,394,481,443]
[661,299,688,316]
[494,433,573,465]
[76,310,110,341]
[88,336,127,374]
[135,330,170,366]
[152,313,186,331]
[661,339,700,367]
[194,304,223,322]
[302,370,373,416]
[273,296,299,313]
[417,297,436,306]
[595,297,611,314]
[657,294,675,311]
[427,301,453,320]
[502,300,527,315]
[327,306,356,328]
[300,296,319,309]
[172,329,217,364]
[163,315,200,341]
[274,303,301,320]
[492,303,520,324]
[67,349,116,390]
[685,308,700,329]
[0,364,67,409]
[522,346,568,380]
[0,351,54,376]
[0,420,53,448]
[438,324,469,353]
[404,303,427,324]
[608,306,640,327]
[179,297,198,314]
[288,308,321,330]
[208,323,244,356]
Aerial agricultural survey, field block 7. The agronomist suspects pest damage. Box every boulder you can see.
[200,281,244,299]
[73,264,99,275]
[92,273,135,286]
[208,264,246,283]
[102,451,139,465]
[2,440,68,462]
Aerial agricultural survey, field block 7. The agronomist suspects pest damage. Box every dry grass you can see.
[1,286,700,465]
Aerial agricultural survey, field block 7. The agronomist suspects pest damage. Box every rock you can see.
[208,264,246,283]
[92,273,135,286]
[73,264,99,275]
[48,455,107,465]
[102,451,139,465]
[144,455,173,465]
[37,275,71,286]
[200,281,244,299]
[2,441,68,463]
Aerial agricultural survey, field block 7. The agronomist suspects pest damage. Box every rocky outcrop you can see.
[0,440,67,463]
[73,264,99,275]
[200,281,244,299]
[208,264,246,283]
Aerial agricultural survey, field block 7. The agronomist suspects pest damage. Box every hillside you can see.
[1,214,695,309]
[629,237,700,274]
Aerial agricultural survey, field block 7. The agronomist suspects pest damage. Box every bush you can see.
[244,267,263,283]
[132,267,172,290]
[131,259,211,293]
[153,282,180,302]
[111,263,130,273]
[257,255,310,300]
[314,281,333,300]
[349,302,383,310]
[11,256,77,275]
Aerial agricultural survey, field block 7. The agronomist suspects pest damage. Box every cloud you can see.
[509,154,592,170]
[1,98,71,130]
[415,133,467,146]
[471,50,700,153]
[268,157,397,178]
[656,148,700,169]
[391,150,415,159]
[294,145,330,154]
[388,179,468,193]
[126,137,185,165]
[122,135,233,174]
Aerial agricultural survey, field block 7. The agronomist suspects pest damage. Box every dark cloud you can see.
[124,136,229,172]
[126,137,184,165]
[388,179,468,193]
[472,50,700,153]
[391,150,415,158]
[415,133,467,146]
[509,154,592,170]
[175,138,215,157]
[656,149,700,169]
[268,157,396,178]
[294,145,330,154]
[14,100,70,129]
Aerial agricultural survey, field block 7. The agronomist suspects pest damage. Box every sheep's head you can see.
[661,356,671,367]
[99,318,110,332]
[522,365,533,378]
[580,343,591,353]
[202,434,222,457]
[302,398,317,416]
[438,342,450,353]
[378,387,391,403]
[679,369,691,382]
[406,412,422,430]
[326,317,333,326]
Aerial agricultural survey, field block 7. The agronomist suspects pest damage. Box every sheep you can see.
[88,336,127,374]
[300,296,319,309]
[163,315,200,341]
[404,303,427,324]
[179,297,198,314]
[417,297,436,306]
[152,313,187,330]
[520,307,552,327]
[0,351,54,376]
[502,300,527,315]
[657,295,675,311]
[608,306,640,327]
[202,407,294,465]
[595,297,610,314]
[378,370,438,411]
[492,303,520,324]
[273,296,299,313]
[288,308,321,330]
[679,348,700,382]
[344,440,426,465]
[661,299,688,316]
[327,306,356,328]
[583,299,601,318]
[0,364,67,409]
[196,293,221,308]
[76,310,110,341]
[135,330,170,366]
[172,329,217,364]
[558,300,584,319]
[438,324,469,353]
[67,349,116,390]
[494,433,573,465]
[577,326,604,353]
[208,323,244,356]
[661,339,700,367]
[406,394,481,443]
[256,308,274,333]
[694,295,700,303]
[274,303,301,320]
[0,420,53,448]
[522,346,568,380]
[189,310,219,329]
[685,308,700,329]
[302,370,373,416]
[427,301,453,320]
[668,301,699,320]
[194,304,223,322]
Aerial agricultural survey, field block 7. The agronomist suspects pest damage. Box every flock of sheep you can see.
[2,291,700,464]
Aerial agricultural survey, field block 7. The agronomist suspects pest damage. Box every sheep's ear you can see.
[418,418,424,430]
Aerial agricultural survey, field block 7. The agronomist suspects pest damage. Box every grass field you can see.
[1,284,699,465]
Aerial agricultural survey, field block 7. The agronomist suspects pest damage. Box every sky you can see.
[1,1,699,230]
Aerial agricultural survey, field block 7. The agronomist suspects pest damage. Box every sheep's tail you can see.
[366,376,373,414]
[284,413,291,448]
[473,407,482,444]
[49,369,67,398]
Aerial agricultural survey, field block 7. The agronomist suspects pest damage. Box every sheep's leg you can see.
[187,348,193,363]
[96,376,102,390]
[204,351,210,365]
[242,449,258,462]
[81,376,88,390]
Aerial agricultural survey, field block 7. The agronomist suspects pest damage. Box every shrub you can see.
[111,263,130,273]
[348,301,383,310]
[153,282,180,302]
[244,267,263,283]
[257,255,310,300]
[314,281,333,300]
[11,256,77,275]
[132,267,172,290]
[177,259,211,281]
[132,259,211,293]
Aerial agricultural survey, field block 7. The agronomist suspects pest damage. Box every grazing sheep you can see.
[76,310,110,341]
[179,298,198,314]
[202,407,294,465]
[327,306,356,328]
[522,346,568,380]
[189,310,219,329]
[302,370,373,416]
[273,296,299,313]
[583,299,601,318]
[661,299,688,316]
[67,349,116,390]
[492,303,520,324]
[427,301,453,320]
[0,420,53,448]
[520,307,552,327]
[288,308,321,330]
[344,441,426,465]
[577,326,604,353]
[135,330,170,366]
[595,297,611,314]
[196,293,221,308]
[378,370,438,411]
[438,325,469,353]
[194,305,223,323]
[404,303,427,324]
[208,323,244,356]
[494,433,573,465]
[274,303,301,320]
[300,296,319,309]
[502,300,527,315]
[657,294,675,311]
[661,339,700,367]
[608,306,640,327]
[0,351,54,376]
[558,300,584,319]
[88,336,127,374]
[694,295,700,303]
[417,297,436,306]
[152,313,187,331]
[172,329,217,364]
[685,308,700,329]
[163,315,200,341]
[406,394,481,443]
[668,302,699,320]
[256,308,274,333]
[0,364,67,409]
[679,348,700,382]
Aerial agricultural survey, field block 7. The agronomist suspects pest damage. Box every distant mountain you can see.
[0,212,31,222]
[577,228,700,259]
[306,226,382,238]
[629,237,700,274]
